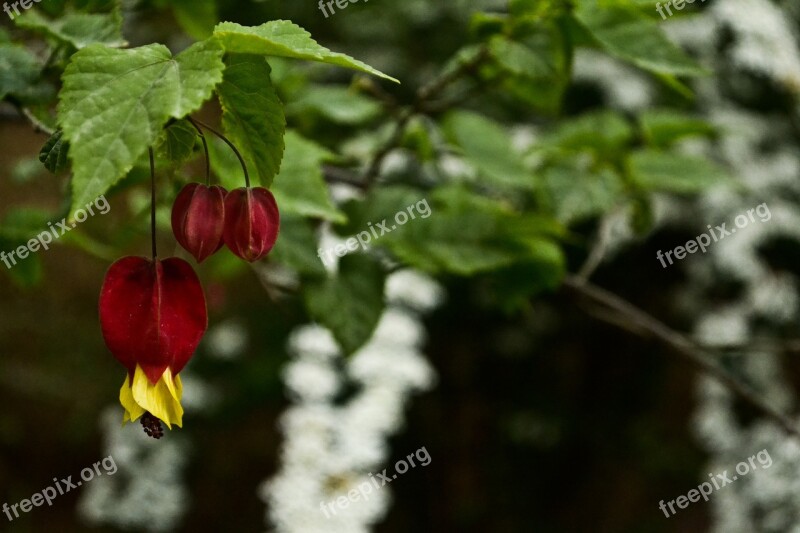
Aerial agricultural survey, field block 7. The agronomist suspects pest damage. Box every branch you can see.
[361,45,490,184]
[576,207,622,282]
[562,275,800,440]
[4,98,55,136]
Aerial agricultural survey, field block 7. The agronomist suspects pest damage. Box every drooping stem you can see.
[186,117,211,186]
[563,275,800,440]
[149,147,157,259]
[190,117,250,188]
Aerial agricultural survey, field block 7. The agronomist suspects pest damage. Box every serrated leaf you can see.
[543,110,633,154]
[218,54,286,187]
[0,44,41,100]
[58,39,224,214]
[304,254,386,355]
[39,130,70,174]
[573,2,706,77]
[286,85,381,125]
[339,185,561,276]
[489,35,557,79]
[213,20,399,83]
[15,8,127,49]
[271,131,344,223]
[171,0,217,39]
[542,165,624,224]
[171,38,226,116]
[443,111,536,190]
[270,215,327,277]
[640,109,716,147]
[157,119,197,164]
[629,149,731,193]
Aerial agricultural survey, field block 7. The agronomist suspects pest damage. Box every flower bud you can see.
[171,183,227,263]
[223,187,280,262]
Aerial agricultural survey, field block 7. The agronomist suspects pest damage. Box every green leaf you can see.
[0,207,53,287]
[270,215,327,277]
[0,44,42,100]
[271,131,345,223]
[286,85,381,125]
[489,22,569,114]
[443,111,536,190]
[218,54,286,187]
[0,208,56,242]
[157,119,197,165]
[489,35,558,80]
[5,253,43,288]
[14,8,127,49]
[573,3,706,77]
[58,39,224,214]
[339,185,561,276]
[542,165,625,224]
[543,110,633,154]
[207,136,242,189]
[304,254,386,355]
[171,38,226,117]
[486,241,566,312]
[171,0,217,40]
[39,130,70,174]
[639,109,716,147]
[628,149,731,193]
[213,20,399,83]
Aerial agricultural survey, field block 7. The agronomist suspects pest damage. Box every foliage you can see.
[0,0,724,355]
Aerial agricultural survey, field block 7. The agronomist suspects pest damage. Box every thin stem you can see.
[361,45,490,185]
[149,147,157,259]
[562,275,800,440]
[186,117,211,186]
[190,118,250,188]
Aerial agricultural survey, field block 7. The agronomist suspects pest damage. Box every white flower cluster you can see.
[77,408,189,532]
[576,2,800,528]
[260,269,443,533]
[668,4,800,530]
[711,0,800,91]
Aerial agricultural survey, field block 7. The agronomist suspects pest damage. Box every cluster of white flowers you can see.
[670,4,800,530]
[577,2,800,529]
[77,408,189,532]
[260,269,443,533]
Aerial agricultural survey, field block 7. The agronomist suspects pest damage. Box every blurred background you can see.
[3,0,800,531]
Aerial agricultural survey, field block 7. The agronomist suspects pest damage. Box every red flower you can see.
[171,183,227,263]
[99,256,207,429]
[223,187,280,262]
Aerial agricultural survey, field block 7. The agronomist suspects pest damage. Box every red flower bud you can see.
[171,183,227,263]
[223,187,280,262]
[99,256,207,384]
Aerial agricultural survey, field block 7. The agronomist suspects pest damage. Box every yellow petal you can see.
[129,365,184,429]
[120,373,146,424]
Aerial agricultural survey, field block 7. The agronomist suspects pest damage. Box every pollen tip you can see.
[141,412,164,439]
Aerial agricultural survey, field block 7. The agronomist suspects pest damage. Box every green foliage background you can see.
[0,0,766,531]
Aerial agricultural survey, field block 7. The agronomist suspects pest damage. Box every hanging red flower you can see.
[99,256,207,432]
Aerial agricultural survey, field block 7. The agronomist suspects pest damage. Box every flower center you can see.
[141,412,164,439]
